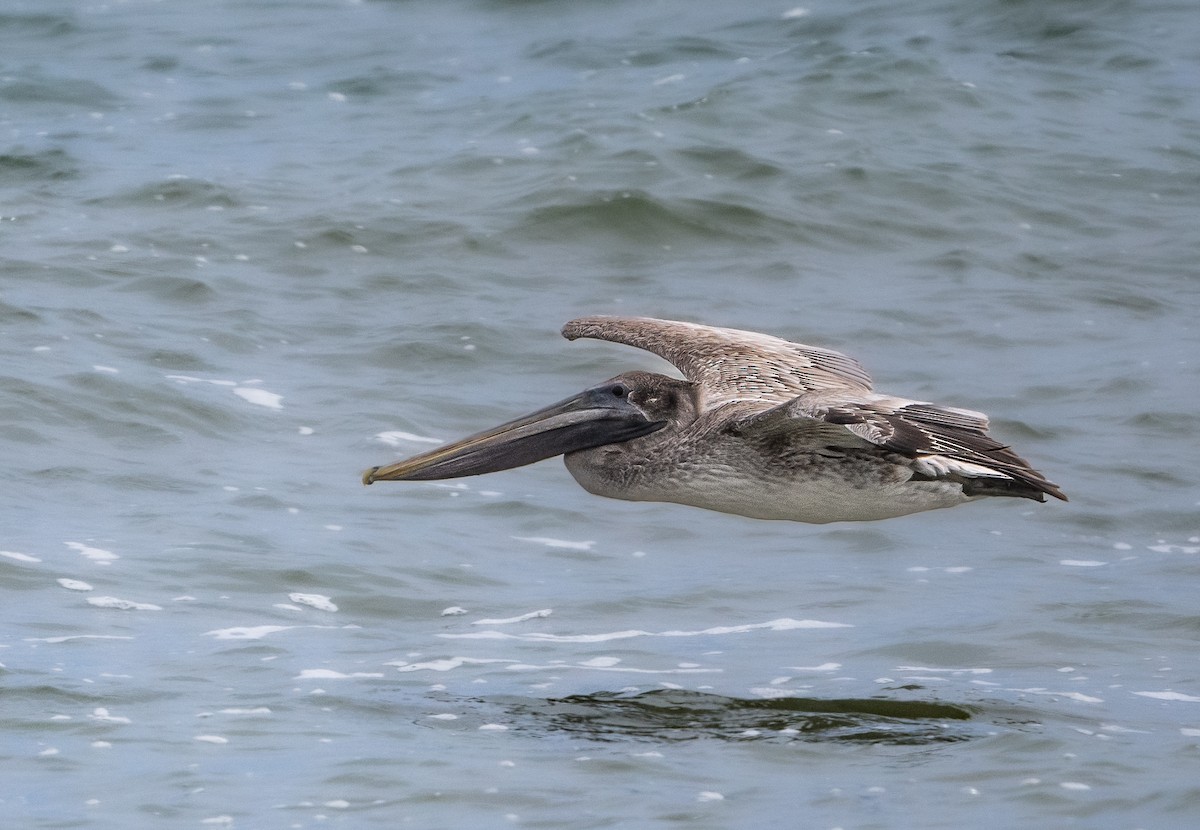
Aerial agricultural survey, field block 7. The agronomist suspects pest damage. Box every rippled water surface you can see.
[3,1,1199,827]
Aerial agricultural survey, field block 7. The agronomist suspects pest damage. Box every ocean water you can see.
[2,0,1199,827]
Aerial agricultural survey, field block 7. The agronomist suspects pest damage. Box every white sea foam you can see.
[512,536,595,551]
[166,374,236,387]
[442,618,849,643]
[1148,542,1200,554]
[388,656,518,672]
[472,609,551,625]
[376,430,442,446]
[57,578,94,591]
[580,656,621,668]
[90,708,131,724]
[896,666,993,675]
[288,593,338,612]
[506,660,720,676]
[204,625,297,640]
[295,669,385,680]
[87,596,162,611]
[233,386,283,409]
[1012,688,1104,704]
[749,687,802,699]
[167,374,282,409]
[1134,691,1200,702]
[25,634,134,644]
[1,550,41,563]
[66,542,118,562]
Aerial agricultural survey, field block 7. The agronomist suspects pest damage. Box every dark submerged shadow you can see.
[494,689,977,745]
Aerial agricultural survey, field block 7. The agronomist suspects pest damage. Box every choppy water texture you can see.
[3,0,1199,827]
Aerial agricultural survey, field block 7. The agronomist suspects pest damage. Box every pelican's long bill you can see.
[363,382,666,485]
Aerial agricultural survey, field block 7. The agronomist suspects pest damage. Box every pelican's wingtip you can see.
[562,316,609,341]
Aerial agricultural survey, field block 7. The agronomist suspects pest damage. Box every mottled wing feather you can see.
[563,316,873,408]
[741,392,1068,502]
[807,395,1066,501]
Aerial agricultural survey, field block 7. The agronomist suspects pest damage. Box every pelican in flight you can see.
[364,317,1065,522]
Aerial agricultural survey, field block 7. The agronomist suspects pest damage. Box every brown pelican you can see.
[363,316,1066,522]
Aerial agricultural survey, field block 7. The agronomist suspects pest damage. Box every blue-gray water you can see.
[3,1,1199,827]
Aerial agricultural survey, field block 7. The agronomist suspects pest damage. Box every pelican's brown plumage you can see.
[364,316,1065,522]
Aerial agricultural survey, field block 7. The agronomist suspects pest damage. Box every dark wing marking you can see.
[739,392,1067,502]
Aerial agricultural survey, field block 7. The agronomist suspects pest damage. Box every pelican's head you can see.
[362,371,690,484]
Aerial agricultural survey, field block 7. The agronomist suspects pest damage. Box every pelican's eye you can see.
[610,384,627,398]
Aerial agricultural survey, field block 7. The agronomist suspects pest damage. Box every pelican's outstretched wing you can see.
[734,390,1069,503]
[563,316,873,408]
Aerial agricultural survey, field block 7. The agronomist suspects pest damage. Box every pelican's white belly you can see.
[565,454,974,523]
